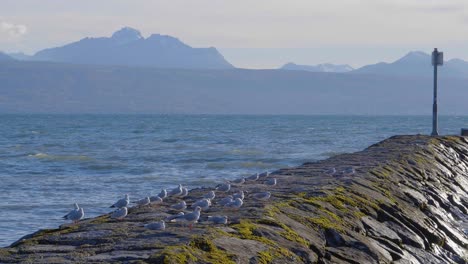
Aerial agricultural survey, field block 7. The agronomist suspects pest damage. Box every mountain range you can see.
[9,27,233,69]
[3,27,468,77]
[353,51,468,77]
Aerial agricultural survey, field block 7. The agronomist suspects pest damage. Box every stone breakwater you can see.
[0,135,467,263]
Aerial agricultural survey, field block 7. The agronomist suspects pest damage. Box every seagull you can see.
[207,215,228,225]
[253,192,271,200]
[230,177,246,185]
[135,197,151,206]
[203,191,216,200]
[181,187,189,198]
[342,167,355,176]
[225,198,243,209]
[259,171,270,179]
[218,196,233,206]
[168,184,183,197]
[265,178,277,186]
[63,203,84,223]
[171,201,187,211]
[165,212,185,222]
[191,198,211,210]
[216,183,230,192]
[232,191,244,200]
[145,220,166,230]
[110,194,130,208]
[158,189,167,199]
[170,206,201,230]
[111,207,128,220]
[149,195,163,204]
[246,173,259,181]
[324,168,336,175]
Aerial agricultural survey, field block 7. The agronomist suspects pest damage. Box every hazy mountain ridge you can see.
[280,51,468,78]
[353,51,468,77]
[26,27,234,69]
[280,62,354,73]
[0,52,15,61]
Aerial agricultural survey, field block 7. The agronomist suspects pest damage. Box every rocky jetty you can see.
[1,135,467,263]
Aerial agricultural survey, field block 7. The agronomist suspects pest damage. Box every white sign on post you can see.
[432,51,443,66]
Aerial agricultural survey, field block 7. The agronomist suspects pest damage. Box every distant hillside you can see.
[353,51,468,78]
[280,62,353,73]
[1,60,467,114]
[29,27,234,69]
[0,52,15,61]
[7,52,32,61]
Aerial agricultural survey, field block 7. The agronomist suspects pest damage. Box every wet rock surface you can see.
[1,135,467,263]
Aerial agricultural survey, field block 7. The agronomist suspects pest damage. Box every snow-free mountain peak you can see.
[28,27,234,69]
[110,27,143,44]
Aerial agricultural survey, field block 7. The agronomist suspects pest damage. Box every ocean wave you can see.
[319,151,348,158]
[229,148,264,156]
[28,153,92,161]
[239,161,272,169]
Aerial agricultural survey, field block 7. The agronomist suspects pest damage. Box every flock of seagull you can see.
[63,171,278,231]
[63,166,355,230]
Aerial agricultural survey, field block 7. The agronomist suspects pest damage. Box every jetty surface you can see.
[0,135,467,263]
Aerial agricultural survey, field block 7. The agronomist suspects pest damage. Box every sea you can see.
[0,114,467,247]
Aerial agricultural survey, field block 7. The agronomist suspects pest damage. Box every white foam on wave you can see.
[28,153,49,158]
[28,153,91,161]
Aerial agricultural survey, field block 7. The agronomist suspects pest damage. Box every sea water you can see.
[0,114,467,246]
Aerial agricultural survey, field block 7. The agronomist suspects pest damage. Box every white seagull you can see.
[216,183,231,193]
[247,173,259,181]
[265,178,277,186]
[191,198,211,210]
[181,187,189,198]
[324,168,336,175]
[253,192,271,200]
[225,198,243,209]
[135,197,151,206]
[149,195,163,204]
[158,189,167,199]
[168,184,183,197]
[170,206,201,230]
[259,171,270,179]
[203,191,216,200]
[230,177,246,185]
[218,196,233,206]
[171,201,187,211]
[342,167,355,176]
[165,212,185,222]
[110,194,130,208]
[207,215,228,225]
[232,191,244,200]
[63,203,85,223]
[111,207,128,220]
[145,220,166,230]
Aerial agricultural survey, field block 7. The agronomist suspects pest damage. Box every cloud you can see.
[0,21,27,39]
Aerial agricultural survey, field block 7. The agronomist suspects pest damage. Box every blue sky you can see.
[1,0,468,68]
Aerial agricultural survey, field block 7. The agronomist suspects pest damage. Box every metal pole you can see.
[431,50,438,136]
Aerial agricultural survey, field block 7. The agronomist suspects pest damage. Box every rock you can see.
[324,228,345,247]
[361,216,402,245]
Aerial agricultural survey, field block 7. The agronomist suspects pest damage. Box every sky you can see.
[2,0,468,68]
